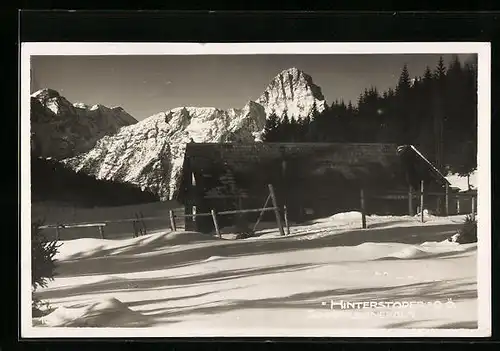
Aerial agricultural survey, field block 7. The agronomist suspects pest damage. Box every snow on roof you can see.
[409,145,450,184]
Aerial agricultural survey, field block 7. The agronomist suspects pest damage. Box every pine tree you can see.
[423,66,433,82]
[347,101,353,111]
[299,115,311,141]
[262,113,279,142]
[396,64,411,94]
[32,220,60,290]
[289,116,298,141]
[432,56,447,171]
[387,87,395,98]
[435,56,446,80]
[281,112,291,141]
[448,55,462,74]
[32,220,62,316]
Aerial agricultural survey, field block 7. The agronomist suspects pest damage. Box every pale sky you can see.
[31,54,476,120]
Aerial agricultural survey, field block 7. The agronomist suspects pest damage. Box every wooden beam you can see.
[132,220,138,238]
[360,188,367,229]
[445,183,449,216]
[98,225,105,239]
[41,222,108,229]
[218,207,277,216]
[471,196,476,221]
[139,212,147,235]
[211,209,221,238]
[420,180,425,223]
[252,194,271,232]
[135,213,143,236]
[283,205,290,235]
[408,185,414,216]
[268,184,285,236]
[169,210,177,231]
[376,191,473,198]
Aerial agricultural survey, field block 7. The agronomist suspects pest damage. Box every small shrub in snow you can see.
[32,220,61,289]
[32,295,53,318]
[32,220,62,317]
[455,215,477,244]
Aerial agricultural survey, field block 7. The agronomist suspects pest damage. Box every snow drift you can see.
[40,297,152,327]
[33,213,478,332]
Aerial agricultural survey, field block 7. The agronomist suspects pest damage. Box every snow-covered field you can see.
[32,212,480,335]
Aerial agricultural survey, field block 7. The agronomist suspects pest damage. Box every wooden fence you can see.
[360,181,477,228]
[36,184,289,240]
[36,205,185,241]
[167,184,287,238]
[37,182,476,240]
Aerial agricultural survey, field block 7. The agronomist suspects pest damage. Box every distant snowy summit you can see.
[30,88,138,159]
[256,67,328,120]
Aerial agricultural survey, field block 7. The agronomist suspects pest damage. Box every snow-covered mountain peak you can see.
[256,67,327,120]
[73,102,89,109]
[31,88,138,159]
[31,88,76,116]
[31,88,61,100]
[280,66,302,78]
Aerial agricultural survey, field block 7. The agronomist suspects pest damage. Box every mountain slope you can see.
[256,67,327,120]
[62,102,267,200]
[31,89,138,159]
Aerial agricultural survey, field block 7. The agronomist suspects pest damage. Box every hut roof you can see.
[182,142,449,187]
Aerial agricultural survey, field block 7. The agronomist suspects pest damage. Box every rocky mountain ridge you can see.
[30,88,138,159]
[37,67,327,200]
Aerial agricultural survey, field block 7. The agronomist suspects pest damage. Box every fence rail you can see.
[36,183,477,241]
[36,184,287,240]
[378,191,477,198]
[40,222,107,240]
[40,223,107,229]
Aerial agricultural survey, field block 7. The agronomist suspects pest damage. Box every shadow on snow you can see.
[55,223,465,278]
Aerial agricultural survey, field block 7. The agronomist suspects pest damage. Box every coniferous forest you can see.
[262,55,478,176]
[31,157,160,207]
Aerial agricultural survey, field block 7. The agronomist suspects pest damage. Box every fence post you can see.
[420,180,425,223]
[132,220,137,238]
[283,205,290,235]
[408,185,414,216]
[360,188,367,229]
[55,224,60,241]
[252,194,271,233]
[268,184,285,236]
[211,209,221,238]
[471,195,476,221]
[139,212,147,235]
[135,213,143,236]
[445,183,449,216]
[98,225,105,239]
[169,210,177,231]
[457,198,461,214]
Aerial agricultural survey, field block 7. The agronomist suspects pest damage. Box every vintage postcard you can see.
[20,42,491,338]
